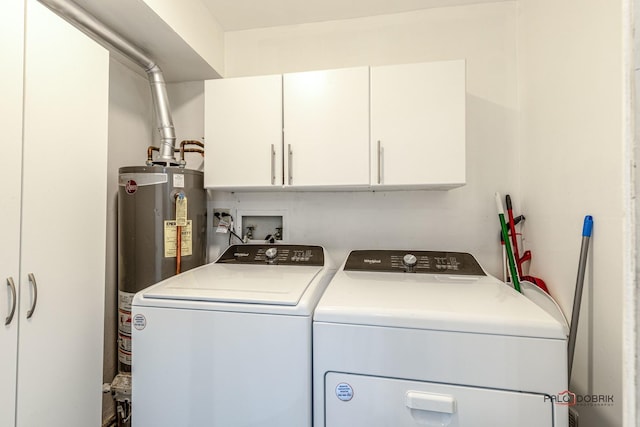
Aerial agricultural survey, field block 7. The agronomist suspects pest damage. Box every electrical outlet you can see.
[212,208,231,228]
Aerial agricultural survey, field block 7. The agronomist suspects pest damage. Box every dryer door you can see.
[325,373,557,427]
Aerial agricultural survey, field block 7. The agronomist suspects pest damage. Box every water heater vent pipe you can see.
[38,0,177,165]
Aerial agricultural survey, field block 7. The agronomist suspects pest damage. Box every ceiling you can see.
[202,0,509,31]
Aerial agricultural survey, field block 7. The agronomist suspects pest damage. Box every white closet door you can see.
[0,1,24,427]
[17,1,109,426]
[284,67,370,188]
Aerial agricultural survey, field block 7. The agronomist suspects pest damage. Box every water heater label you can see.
[336,383,354,401]
[118,342,131,365]
[118,292,134,335]
[118,332,132,365]
[118,291,134,312]
[164,220,193,258]
[118,291,135,366]
[173,174,185,188]
[176,195,188,227]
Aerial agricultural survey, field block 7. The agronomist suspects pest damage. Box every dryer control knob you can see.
[265,247,278,260]
[403,254,417,267]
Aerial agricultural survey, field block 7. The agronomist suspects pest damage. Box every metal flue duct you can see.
[38,0,178,165]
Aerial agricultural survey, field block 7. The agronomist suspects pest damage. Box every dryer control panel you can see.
[217,244,324,266]
[344,250,485,275]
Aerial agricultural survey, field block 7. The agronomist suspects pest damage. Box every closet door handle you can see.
[271,144,276,185]
[26,273,37,319]
[288,144,293,185]
[5,277,16,326]
[377,140,382,184]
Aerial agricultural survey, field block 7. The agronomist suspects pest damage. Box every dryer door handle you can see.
[405,391,456,414]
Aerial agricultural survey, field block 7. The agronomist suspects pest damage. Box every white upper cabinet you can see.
[283,67,370,189]
[370,60,466,189]
[204,75,283,189]
[203,61,466,191]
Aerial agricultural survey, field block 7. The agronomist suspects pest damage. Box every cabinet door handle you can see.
[26,273,38,319]
[377,140,383,184]
[5,277,16,326]
[288,144,293,185]
[271,144,276,185]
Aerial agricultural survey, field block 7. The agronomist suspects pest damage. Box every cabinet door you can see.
[17,1,109,426]
[284,67,369,188]
[371,61,466,189]
[204,75,283,189]
[0,2,24,427]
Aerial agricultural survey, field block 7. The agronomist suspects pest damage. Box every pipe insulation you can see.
[38,0,177,164]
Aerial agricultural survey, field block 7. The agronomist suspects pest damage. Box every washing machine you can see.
[313,250,569,427]
[131,244,334,427]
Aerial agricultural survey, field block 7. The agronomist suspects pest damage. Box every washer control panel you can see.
[217,244,324,266]
[344,250,485,275]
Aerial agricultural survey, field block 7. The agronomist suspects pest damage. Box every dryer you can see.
[313,250,569,427]
[131,244,334,427]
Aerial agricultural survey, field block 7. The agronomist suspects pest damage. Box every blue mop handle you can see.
[568,215,593,380]
[582,215,593,237]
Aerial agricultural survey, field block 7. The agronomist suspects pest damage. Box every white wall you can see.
[518,0,629,425]
[208,2,519,276]
[164,81,206,171]
[103,58,153,422]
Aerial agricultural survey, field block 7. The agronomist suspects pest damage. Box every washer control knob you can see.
[265,247,278,260]
[403,254,418,267]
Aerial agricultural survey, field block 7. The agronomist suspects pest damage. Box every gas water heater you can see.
[117,165,206,371]
[112,145,207,426]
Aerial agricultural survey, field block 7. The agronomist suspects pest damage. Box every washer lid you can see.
[137,245,326,307]
[139,263,323,306]
[315,262,568,340]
